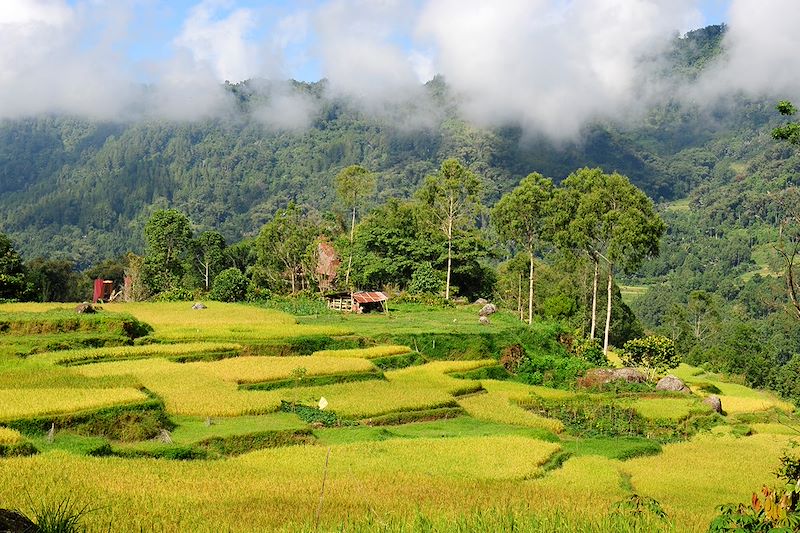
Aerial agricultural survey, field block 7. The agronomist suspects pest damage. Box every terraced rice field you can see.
[0,302,797,532]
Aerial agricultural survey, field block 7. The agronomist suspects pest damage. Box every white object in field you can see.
[318,396,328,410]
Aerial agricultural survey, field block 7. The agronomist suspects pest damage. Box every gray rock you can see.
[582,367,648,385]
[656,375,691,394]
[703,395,723,413]
[478,303,497,317]
[0,509,38,533]
[475,298,489,305]
[479,315,490,325]
[192,302,207,310]
[75,302,97,314]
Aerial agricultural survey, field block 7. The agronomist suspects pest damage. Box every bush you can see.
[407,262,444,295]
[210,268,249,302]
[152,287,195,301]
[621,336,679,374]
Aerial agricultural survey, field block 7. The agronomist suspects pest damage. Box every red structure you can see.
[92,279,114,303]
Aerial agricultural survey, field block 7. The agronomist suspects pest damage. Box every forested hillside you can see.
[0,24,780,267]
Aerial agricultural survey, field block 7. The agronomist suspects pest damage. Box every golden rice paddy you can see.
[0,387,148,420]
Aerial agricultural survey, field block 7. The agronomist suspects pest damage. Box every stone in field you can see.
[192,302,207,310]
[478,303,497,317]
[703,395,723,413]
[0,508,38,532]
[74,302,97,314]
[579,368,648,387]
[479,315,490,325]
[656,375,691,394]
[474,298,489,305]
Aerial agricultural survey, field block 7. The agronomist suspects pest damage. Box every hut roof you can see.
[352,291,388,303]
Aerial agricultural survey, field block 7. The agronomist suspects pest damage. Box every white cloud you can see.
[695,0,800,101]
[416,0,702,138]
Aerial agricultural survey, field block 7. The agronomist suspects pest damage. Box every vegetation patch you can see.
[362,406,464,426]
[518,394,716,439]
[90,429,315,460]
[46,342,242,366]
[0,309,151,339]
[372,351,427,370]
[562,437,663,461]
[241,369,385,391]
[0,442,39,457]
[4,400,169,439]
[312,345,411,359]
[280,401,341,427]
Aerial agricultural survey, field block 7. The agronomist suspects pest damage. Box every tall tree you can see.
[417,159,482,300]
[492,172,554,324]
[0,233,26,301]
[191,231,227,291]
[255,203,319,294]
[142,209,193,294]
[553,168,664,354]
[771,102,800,320]
[334,165,376,288]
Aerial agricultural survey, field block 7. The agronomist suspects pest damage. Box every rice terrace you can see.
[0,300,797,532]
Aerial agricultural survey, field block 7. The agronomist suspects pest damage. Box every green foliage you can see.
[279,400,340,427]
[241,370,384,391]
[573,336,607,366]
[408,262,444,295]
[621,336,680,374]
[0,232,26,301]
[255,203,323,294]
[773,100,800,145]
[0,441,39,457]
[363,406,465,426]
[210,267,248,302]
[612,494,668,522]
[142,209,192,295]
[30,497,92,533]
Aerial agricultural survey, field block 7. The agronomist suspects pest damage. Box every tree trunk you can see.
[204,262,210,291]
[590,255,599,340]
[290,269,296,295]
[528,247,535,325]
[603,262,613,356]
[518,273,523,321]
[445,214,453,300]
[345,205,356,287]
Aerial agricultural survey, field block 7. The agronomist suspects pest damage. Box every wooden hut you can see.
[325,291,388,313]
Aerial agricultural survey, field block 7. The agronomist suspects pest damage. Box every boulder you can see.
[192,302,207,310]
[0,509,38,533]
[703,395,723,414]
[74,302,97,314]
[478,303,497,317]
[474,298,489,305]
[479,315,490,325]
[656,375,691,394]
[580,367,647,387]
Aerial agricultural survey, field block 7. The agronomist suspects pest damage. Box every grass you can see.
[296,303,524,336]
[629,397,700,420]
[623,432,793,530]
[312,345,411,359]
[0,388,148,420]
[458,380,565,433]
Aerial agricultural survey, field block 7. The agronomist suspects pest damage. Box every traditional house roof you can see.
[352,291,388,304]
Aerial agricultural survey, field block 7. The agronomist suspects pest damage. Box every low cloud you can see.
[0,0,797,137]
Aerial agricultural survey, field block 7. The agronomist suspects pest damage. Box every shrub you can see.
[408,262,444,295]
[210,268,248,302]
[573,336,607,366]
[621,336,679,374]
[152,287,195,301]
